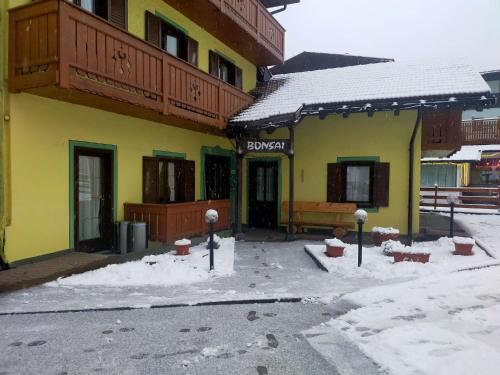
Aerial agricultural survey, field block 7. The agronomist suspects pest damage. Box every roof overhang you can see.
[260,0,300,8]
[229,93,497,133]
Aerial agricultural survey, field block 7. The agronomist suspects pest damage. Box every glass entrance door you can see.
[74,147,113,252]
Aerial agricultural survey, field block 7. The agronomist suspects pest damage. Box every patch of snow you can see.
[324,238,346,247]
[305,237,494,281]
[452,214,500,259]
[453,236,475,245]
[371,226,399,234]
[381,240,406,255]
[422,144,500,162]
[354,209,368,223]
[200,346,224,357]
[49,238,235,287]
[307,266,500,375]
[174,238,191,246]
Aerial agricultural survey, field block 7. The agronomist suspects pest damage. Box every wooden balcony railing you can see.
[8,0,254,133]
[124,200,232,243]
[462,119,500,145]
[421,110,462,157]
[176,0,285,65]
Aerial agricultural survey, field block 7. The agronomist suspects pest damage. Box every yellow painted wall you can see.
[241,111,422,235]
[4,93,232,262]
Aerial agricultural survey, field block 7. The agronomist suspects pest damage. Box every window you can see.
[146,12,198,66]
[70,0,128,29]
[142,156,195,204]
[327,161,389,207]
[209,51,243,89]
[205,155,231,200]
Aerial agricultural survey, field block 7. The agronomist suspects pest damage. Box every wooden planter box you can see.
[325,245,345,258]
[393,252,430,264]
[372,232,399,246]
[124,200,231,244]
[453,243,474,256]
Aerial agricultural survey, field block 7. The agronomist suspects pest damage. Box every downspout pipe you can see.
[407,106,423,245]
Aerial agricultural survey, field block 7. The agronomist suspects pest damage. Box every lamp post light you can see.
[446,195,459,238]
[205,209,219,271]
[354,209,368,267]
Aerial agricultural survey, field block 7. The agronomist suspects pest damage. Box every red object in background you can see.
[372,232,400,246]
[393,252,430,263]
[176,244,190,256]
[453,243,474,256]
[325,245,345,258]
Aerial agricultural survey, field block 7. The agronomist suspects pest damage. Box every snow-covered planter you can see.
[174,239,191,256]
[372,227,400,246]
[453,236,475,256]
[381,240,406,257]
[393,247,431,264]
[324,238,346,258]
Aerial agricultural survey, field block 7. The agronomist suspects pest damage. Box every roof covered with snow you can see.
[422,144,500,162]
[231,61,490,126]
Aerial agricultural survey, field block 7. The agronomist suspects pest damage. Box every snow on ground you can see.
[305,266,500,375]
[452,213,500,258]
[305,237,495,281]
[421,206,499,215]
[50,238,235,287]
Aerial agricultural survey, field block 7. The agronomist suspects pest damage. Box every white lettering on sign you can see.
[246,141,287,152]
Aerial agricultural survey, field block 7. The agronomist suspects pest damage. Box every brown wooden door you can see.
[74,147,114,252]
[248,160,278,229]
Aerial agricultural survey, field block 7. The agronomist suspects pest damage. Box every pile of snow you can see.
[324,238,346,247]
[453,236,475,245]
[372,226,399,234]
[174,238,191,246]
[452,213,500,259]
[205,209,218,223]
[305,266,500,375]
[381,240,406,255]
[354,209,368,223]
[305,237,494,281]
[50,238,235,287]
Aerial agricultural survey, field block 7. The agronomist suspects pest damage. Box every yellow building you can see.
[1,0,491,267]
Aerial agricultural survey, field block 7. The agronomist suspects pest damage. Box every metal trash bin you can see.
[119,221,130,255]
[131,222,147,252]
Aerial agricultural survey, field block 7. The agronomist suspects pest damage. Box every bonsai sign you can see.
[241,139,291,154]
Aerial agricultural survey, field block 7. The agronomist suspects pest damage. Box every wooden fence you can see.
[462,119,500,145]
[420,186,500,211]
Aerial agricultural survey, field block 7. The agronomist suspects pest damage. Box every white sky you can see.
[273,0,500,72]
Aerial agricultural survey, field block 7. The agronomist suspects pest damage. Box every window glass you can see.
[265,167,274,202]
[346,165,370,202]
[168,162,176,202]
[78,155,101,240]
[256,167,265,202]
[165,35,178,56]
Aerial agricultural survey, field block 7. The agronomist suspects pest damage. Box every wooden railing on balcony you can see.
[8,0,254,133]
[124,200,232,243]
[462,119,500,145]
[208,0,284,63]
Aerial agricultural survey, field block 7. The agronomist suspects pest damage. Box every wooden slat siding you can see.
[421,111,461,153]
[8,0,253,130]
[223,0,258,35]
[124,200,231,244]
[462,119,500,145]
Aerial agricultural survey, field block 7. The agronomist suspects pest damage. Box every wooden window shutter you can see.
[327,163,343,203]
[187,37,199,66]
[145,11,161,48]
[235,67,243,89]
[209,51,219,77]
[179,160,195,202]
[143,156,159,203]
[373,162,390,207]
[108,0,127,29]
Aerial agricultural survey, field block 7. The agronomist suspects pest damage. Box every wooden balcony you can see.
[8,0,254,134]
[421,110,462,157]
[462,118,500,145]
[167,0,285,65]
[124,200,232,243]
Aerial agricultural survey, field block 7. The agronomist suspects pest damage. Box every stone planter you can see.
[175,239,191,256]
[393,251,430,263]
[372,227,400,246]
[453,237,475,256]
